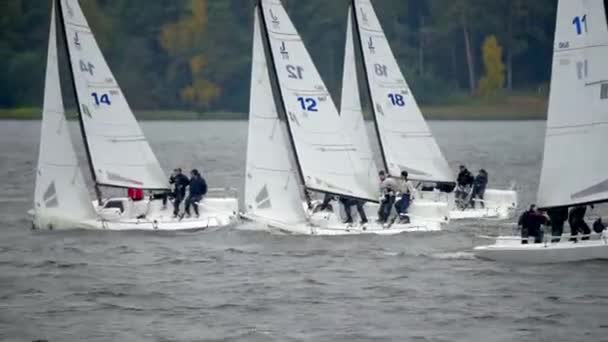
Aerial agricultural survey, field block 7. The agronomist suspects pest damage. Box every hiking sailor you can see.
[339,196,368,225]
[377,170,397,223]
[469,169,488,208]
[546,206,568,243]
[168,168,189,218]
[518,204,549,244]
[395,171,416,222]
[456,165,474,204]
[184,169,208,218]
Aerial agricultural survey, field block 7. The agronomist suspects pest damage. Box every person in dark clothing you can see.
[377,171,397,223]
[469,169,488,208]
[593,218,606,234]
[547,206,569,243]
[435,182,456,193]
[184,169,208,218]
[166,168,189,217]
[518,204,549,244]
[456,165,474,205]
[318,193,335,212]
[339,197,368,224]
[568,206,591,241]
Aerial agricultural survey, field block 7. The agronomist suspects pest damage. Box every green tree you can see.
[478,35,505,97]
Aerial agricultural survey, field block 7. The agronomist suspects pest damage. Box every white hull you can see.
[240,197,446,236]
[474,234,608,263]
[418,188,517,220]
[32,197,239,231]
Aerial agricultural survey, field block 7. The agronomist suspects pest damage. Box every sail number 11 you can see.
[573,15,588,35]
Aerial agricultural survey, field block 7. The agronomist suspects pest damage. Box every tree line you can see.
[0,0,558,113]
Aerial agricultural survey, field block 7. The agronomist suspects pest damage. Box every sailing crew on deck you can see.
[519,204,549,244]
[456,165,474,202]
[469,169,488,208]
[184,169,208,218]
[340,196,368,225]
[377,170,397,223]
[568,205,591,241]
[395,171,416,222]
[168,168,189,218]
[547,206,569,243]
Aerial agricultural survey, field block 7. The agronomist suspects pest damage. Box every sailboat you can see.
[344,0,517,220]
[241,0,448,235]
[31,0,238,231]
[474,0,608,263]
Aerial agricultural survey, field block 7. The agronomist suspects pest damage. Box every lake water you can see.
[1,120,607,341]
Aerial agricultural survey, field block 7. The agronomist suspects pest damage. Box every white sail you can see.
[538,0,608,208]
[260,0,378,202]
[35,1,95,222]
[58,0,167,190]
[245,9,308,225]
[353,0,453,183]
[340,8,378,195]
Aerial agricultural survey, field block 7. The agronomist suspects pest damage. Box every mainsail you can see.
[58,0,168,190]
[259,0,378,202]
[538,0,608,208]
[351,0,453,183]
[340,7,378,195]
[35,1,95,220]
[245,8,308,224]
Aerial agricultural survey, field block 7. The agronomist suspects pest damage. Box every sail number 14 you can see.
[91,92,111,106]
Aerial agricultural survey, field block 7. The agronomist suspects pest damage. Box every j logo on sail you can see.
[368,37,375,54]
[43,182,59,208]
[255,185,272,209]
[270,9,280,27]
[73,32,81,49]
[280,41,289,60]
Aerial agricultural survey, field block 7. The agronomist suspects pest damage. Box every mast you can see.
[350,0,389,172]
[56,0,102,203]
[257,0,308,200]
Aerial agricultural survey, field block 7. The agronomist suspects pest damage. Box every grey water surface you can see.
[1,120,607,342]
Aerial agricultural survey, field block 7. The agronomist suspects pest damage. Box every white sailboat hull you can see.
[474,234,608,263]
[32,197,238,231]
[241,197,446,236]
[418,188,517,220]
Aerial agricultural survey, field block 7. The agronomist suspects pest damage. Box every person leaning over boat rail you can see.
[395,171,416,222]
[518,204,549,244]
[377,170,397,223]
[456,165,474,204]
[568,205,592,242]
[469,169,488,209]
[184,169,207,218]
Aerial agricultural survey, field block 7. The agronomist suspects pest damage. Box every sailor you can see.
[469,169,488,208]
[168,168,189,217]
[518,204,548,244]
[456,165,474,204]
[377,170,397,223]
[546,206,569,243]
[568,205,591,241]
[395,171,416,222]
[318,193,335,212]
[593,218,606,234]
[184,169,208,218]
[339,196,368,225]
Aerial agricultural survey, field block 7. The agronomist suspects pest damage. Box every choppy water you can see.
[1,120,607,342]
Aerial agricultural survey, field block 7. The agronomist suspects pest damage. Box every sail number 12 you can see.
[91,92,111,106]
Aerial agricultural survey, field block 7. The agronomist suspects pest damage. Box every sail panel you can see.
[538,0,608,208]
[353,0,453,183]
[245,9,308,224]
[259,0,378,202]
[59,0,168,190]
[35,1,95,221]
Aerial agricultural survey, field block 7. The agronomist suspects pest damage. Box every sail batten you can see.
[351,0,453,183]
[58,0,168,191]
[259,0,378,202]
[538,0,608,208]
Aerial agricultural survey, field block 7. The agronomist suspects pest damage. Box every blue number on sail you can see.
[388,93,405,107]
[297,97,318,112]
[573,15,588,35]
[91,92,111,106]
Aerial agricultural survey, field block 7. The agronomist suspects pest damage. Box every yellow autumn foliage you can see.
[478,35,506,98]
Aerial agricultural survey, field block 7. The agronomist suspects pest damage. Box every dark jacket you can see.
[547,207,569,224]
[170,173,190,197]
[473,173,488,189]
[189,175,208,197]
[457,169,474,187]
[568,206,587,224]
[519,210,548,233]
